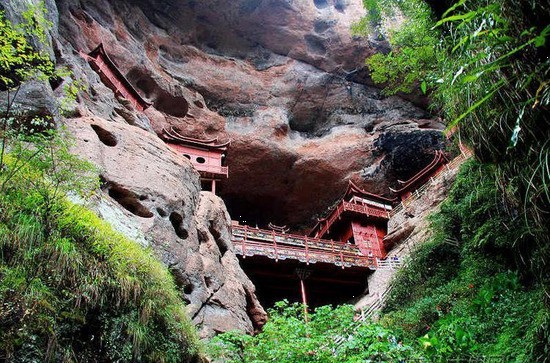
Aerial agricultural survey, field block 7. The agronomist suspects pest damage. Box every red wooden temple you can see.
[162,127,229,193]
[389,150,447,201]
[229,151,455,307]
[309,181,397,260]
[81,43,151,111]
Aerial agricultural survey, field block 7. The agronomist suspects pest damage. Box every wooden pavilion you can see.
[163,127,229,193]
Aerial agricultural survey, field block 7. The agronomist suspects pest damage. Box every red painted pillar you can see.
[300,278,309,324]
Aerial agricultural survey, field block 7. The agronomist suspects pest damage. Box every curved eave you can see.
[162,127,230,150]
[345,180,397,204]
[87,43,152,109]
[164,127,220,144]
[390,150,447,194]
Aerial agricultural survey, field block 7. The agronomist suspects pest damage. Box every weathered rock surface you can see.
[193,192,267,336]
[66,117,266,338]
[0,81,59,126]
[4,0,448,336]
[49,0,445,228]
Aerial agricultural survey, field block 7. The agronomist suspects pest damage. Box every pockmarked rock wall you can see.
[51,0,446,227]
[65,117,266,338]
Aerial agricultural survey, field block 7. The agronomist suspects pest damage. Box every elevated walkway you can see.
[231,225,401,270]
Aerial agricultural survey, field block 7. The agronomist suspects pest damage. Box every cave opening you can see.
[239,255,369,309]
[222,193,289,228]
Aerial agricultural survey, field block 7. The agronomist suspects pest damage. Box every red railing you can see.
[196,164,228,176]
[389,151,471,217]
[314,201,389,238]
[231,225,379,269]
[342,201,390,219]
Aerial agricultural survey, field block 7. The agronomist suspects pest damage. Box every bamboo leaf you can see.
[421,81,427,94]
[441,0,466,19]
[448,80,505,129]
[451,66,465,85]
[434,11,476,28]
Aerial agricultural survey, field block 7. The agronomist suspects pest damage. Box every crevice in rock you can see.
[170,212,189,239]
[313,0,329,9]
[91,124,117,147]
[191,282,225,321]
[49,75,63,91]
[107,182,153,218]
[197,229,209,244]
[156,207,167,217]
[184,283,194,295]
[205,97,256,117]
[209,220,228,257]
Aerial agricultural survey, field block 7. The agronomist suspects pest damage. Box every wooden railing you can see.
[197,164,229,176]
[315,201,389,238]
[390,151,471,218]
[231,225,401,270]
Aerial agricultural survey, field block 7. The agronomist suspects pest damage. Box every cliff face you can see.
[2,0,445,337]
[52,0,445,227]
[65,117,266,338]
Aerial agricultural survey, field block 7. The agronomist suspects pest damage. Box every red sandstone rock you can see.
[66,117,265,338]
[53,0,444,228]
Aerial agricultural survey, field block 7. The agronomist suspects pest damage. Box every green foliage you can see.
[0,3,55,89]
[0,146,202,361]
[208,300,423,362]
[381,160,549,362]
[353,0,440,95]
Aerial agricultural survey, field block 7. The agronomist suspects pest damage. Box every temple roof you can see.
[345,181,397,205]
[162,127,230,150]
[390,150,447,194]
[86,43,151,109]
[308,181,394,237]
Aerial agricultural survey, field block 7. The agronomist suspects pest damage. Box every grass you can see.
[380,160,549,362]
[0,160,203,362]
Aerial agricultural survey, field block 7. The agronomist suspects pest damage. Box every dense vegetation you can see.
[358,0,549,361]
[210,0,548,362]
[208,301,424,362]
[0,7,202,362]
[382,161,548,362]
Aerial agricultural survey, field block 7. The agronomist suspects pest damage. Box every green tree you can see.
[208,301,422,362]
[0,3,59,173]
